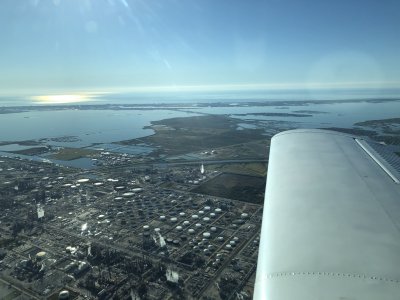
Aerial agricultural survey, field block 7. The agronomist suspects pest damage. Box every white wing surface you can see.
[254,129,400,300]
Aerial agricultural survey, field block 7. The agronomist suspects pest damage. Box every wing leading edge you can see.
[254,129,400,300]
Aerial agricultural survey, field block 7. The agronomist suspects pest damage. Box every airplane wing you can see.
[254,129,400,300]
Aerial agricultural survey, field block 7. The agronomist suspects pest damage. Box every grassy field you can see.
[11,147,49,156]
[206,162,267,177]
[49,148,97,160]
[136,115,267,155]
[192,173,266,204]
[209,140,269,160]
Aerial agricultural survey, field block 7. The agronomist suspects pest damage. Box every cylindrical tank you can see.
[203,232,211,238]
[59,290,70,300]
[36,251,46,261]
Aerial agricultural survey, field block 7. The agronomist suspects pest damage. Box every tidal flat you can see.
[0,99,399,169]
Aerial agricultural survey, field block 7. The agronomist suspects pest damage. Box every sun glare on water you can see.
[32,94,92,104]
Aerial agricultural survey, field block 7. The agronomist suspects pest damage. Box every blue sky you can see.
[0,0,399,94]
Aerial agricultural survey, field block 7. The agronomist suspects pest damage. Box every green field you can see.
[140,115,266,155]
[49,148,97,160]
[192,172,266,204]
[206,162,267,177]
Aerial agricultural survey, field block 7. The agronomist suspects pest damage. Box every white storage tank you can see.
[58,290,70,300]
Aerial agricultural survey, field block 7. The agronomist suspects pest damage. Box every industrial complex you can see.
[0,150,263,299]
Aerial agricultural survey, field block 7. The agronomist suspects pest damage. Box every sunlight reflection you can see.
[32,94,93,104]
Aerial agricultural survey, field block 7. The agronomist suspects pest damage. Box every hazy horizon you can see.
[1,86,400,107]
[1,0,400,96]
